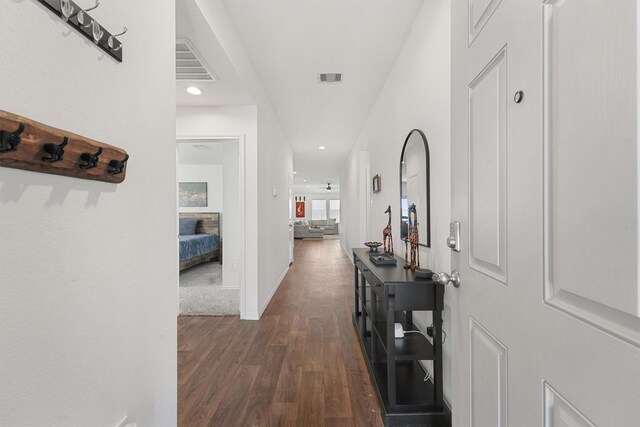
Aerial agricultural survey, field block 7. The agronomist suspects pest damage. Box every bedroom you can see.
[177,139,240,316]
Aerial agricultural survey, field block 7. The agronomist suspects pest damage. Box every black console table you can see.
[352,248,451,427]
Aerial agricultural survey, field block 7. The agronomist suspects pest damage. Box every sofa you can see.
[308,219,339,235]
[294,223,324,239]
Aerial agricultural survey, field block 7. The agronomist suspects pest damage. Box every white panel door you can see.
[451,1,640,426]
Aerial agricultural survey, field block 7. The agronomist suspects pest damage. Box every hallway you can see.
[177,240,383,426]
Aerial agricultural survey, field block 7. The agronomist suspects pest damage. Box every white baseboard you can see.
[257,265,290,319]
[340,239,353,262]
[220,285,240,290]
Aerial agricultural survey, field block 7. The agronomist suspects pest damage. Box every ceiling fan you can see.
[326,183,332,192]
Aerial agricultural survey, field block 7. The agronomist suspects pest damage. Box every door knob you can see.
[435,270,461,288]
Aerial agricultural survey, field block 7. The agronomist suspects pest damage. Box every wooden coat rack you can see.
[0,110,128,184]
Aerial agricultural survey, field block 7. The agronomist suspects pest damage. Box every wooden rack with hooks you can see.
[0,110,129,184]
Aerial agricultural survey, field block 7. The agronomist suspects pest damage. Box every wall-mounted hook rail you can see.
[42,136,69,162]
[0,123,25,153]
[0,110,128,184]
[108,154,129,175]
[36,0,124,62]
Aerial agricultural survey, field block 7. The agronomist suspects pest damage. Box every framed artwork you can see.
[296,201,306,218]
[179,182,208,207]
[373,174,381,193]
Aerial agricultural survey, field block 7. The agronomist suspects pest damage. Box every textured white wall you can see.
[0,1,176,426]
[340,0,452,405]
[177,164,224,213]
[256,105,294,316]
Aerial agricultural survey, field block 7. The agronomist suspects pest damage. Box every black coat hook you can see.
[0,123,25,153]
[42,137,69,162]
[79,147,103,169]
[108,154,129,175]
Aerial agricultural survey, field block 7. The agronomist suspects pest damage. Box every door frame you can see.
[176,134,247,319]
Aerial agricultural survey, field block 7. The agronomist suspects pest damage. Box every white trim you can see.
[340,239,352,262]
[176,134,247,319]
[257,265,290,319]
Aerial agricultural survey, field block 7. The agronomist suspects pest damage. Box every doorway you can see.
[176,137,244,317]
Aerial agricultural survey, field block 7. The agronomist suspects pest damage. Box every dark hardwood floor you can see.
[178,239,384,427]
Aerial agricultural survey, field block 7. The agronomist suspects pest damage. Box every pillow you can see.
[327,218,336,225]
[179,218,198,235]
[309,220,321,227]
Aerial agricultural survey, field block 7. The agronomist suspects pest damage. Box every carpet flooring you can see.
[179,262,239,316]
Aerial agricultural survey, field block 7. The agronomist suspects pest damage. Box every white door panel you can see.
[468,46,508,283]
[452,0,640,426]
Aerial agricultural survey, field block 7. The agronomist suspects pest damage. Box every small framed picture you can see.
[179,182,208,207]
[372,175,381,193]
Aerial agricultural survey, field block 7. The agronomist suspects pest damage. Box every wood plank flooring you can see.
[178,239,384,427]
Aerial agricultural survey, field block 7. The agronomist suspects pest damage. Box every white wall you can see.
[189,0,295,318]
[178,164,224,213]
[339,0,452,405]
[222,140,240,289]
[256,105,295,315]
[0,1,176,425]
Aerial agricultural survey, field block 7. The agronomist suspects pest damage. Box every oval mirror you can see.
[400,129,431,247]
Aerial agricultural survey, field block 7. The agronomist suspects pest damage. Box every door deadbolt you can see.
[448,221,461,252]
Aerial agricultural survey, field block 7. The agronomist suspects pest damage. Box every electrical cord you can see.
[403,330,433,382]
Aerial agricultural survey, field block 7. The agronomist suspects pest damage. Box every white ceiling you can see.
[177,0,424,187]
[176,0,254,107]
[178,140,237,164]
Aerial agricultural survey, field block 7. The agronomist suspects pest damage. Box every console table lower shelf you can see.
[353,314,451,427]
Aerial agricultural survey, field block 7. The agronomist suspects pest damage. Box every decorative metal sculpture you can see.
[405,203,419,270]
[383,205,394,255]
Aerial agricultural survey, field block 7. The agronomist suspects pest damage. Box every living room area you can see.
[293,180,340,240]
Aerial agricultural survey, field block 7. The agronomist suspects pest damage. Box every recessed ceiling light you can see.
[318,146,326,150]
[186,86,202,96]
[293,171,297,174]
[303,179,307,182]
[306,185,310,188]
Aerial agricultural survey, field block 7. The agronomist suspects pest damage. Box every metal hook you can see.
[91,20,104,44]
[0,123,26,153]
[42,137,69,163]
[107,27,127,51]
[108,154,129,175]
[79,146,103,169]
[77,0,100,27]
[60,0,74,21]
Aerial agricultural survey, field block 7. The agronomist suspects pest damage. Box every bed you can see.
[179,212,221,271]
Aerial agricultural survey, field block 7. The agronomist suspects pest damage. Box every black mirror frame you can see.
[399,129,431,247]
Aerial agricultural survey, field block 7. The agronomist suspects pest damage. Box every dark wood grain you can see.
[0,110,128,183]
[179,212,220,236]
[178,239,384,426]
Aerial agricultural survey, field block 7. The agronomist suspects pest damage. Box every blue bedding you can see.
[179,234,220,262]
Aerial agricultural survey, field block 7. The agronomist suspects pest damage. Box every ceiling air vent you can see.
[318,73,343,84]
[176,39,218,82]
